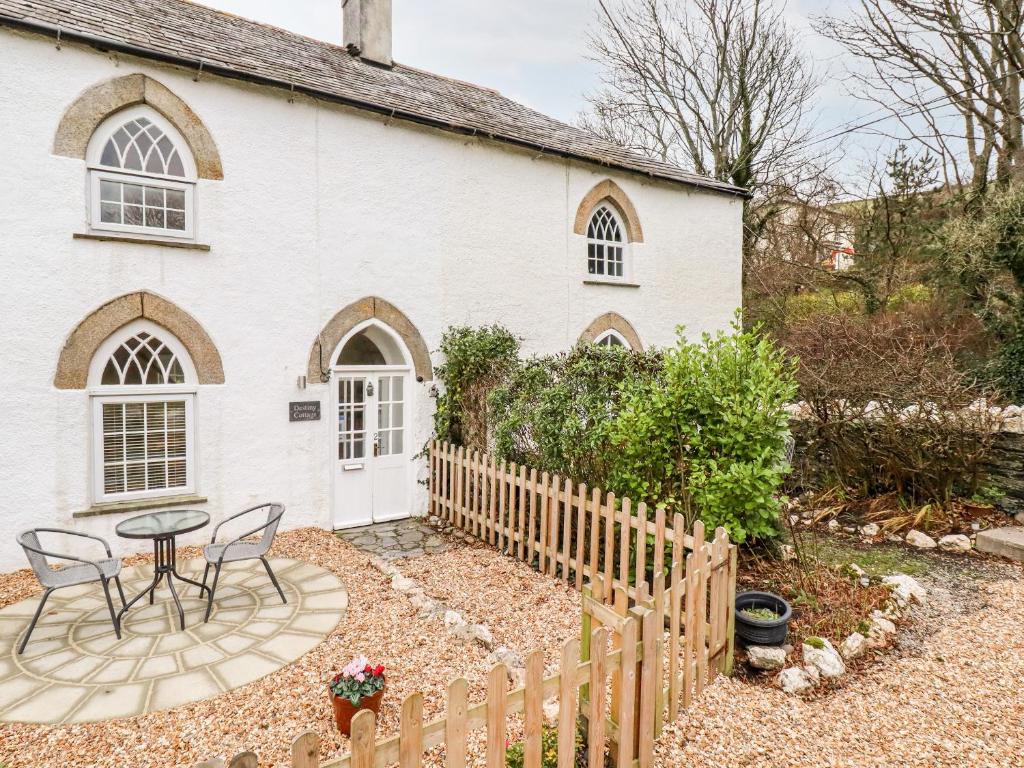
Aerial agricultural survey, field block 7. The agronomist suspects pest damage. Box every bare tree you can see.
[582,0,824,252]
[816,0,1024,196]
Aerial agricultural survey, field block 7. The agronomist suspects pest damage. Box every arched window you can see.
[89,320,197,503]
[86,106,197,239]
[587,205,626,279]
[594,330,628,348]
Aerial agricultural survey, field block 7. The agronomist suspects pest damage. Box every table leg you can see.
[115,539,166,632]
[169,537,210,596]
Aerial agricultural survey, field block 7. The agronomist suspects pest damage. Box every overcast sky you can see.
[196,0,886,179]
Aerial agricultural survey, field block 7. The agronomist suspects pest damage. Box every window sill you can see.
[73,493,208,519]
[583,279,641,288]
[74,232,211,251]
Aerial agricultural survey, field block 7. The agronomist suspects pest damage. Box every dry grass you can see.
[737,550,892,651]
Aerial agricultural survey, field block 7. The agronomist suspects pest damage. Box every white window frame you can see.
[594,329,630,348]
[89,170,196,239]
[585,204,632,283]
[90,392,197,503]
[87,320,199,505]
[85,105,198,241]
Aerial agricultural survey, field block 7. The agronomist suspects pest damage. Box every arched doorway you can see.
[331,319,414,528]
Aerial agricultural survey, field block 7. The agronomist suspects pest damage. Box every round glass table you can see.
[115,509,211,631]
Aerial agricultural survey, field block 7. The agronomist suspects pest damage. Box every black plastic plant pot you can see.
[734,591,792,646]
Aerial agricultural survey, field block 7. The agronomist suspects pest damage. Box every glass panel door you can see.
[337,377,367,462]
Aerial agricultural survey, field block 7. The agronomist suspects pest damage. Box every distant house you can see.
[766,196,856,272]
[0,0,746,570]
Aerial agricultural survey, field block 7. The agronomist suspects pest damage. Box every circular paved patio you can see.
[0,557,347,724]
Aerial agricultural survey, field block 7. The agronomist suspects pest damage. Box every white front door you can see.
[333,368,411,528]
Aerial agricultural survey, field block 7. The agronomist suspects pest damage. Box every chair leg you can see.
[201,562,210,595]
[260,556,287,604]
[18,588,53,655]
[101,578,122,640]
[204,563,222,623]
[114,576,127,608]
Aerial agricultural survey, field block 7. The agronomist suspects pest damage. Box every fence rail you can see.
[195,442,737,768]
[428,439,738,694]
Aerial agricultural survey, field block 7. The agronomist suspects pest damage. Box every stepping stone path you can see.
[976,526,1024,561]
[0,557,347,724]
[336,518,450,560]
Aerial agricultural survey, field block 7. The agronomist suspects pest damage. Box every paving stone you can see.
[976,527,1024,561]
[91,658,139,684]
[48,653,108,682]
[73,681,151,722]
[2,683,90,724]
[0,556,346,724]
[336,518,452,560]
[212,651,281,688]
[150,668,222,711]
[258,631,322,662]
[137,654,180,679]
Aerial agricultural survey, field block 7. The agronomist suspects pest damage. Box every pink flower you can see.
[355,672,365,683]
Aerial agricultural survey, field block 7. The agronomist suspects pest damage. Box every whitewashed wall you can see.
[0,29,743,570]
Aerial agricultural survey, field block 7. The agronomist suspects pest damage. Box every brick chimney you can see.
[343,0,393,67]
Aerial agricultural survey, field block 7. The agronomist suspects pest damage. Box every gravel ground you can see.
[0,529,501,768]
[655,559,1024,768]
[4,526,1023,768]
[400,542,582,671]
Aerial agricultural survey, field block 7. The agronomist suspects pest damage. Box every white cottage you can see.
[0,0,745,570]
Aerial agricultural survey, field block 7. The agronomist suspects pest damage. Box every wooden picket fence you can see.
[428,440,738,689]
[194,442,737,768]
[199,580,678,768]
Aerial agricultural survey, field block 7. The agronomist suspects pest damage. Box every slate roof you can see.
[0,0,746,196]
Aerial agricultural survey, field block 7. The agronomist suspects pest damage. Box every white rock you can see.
[882,573,927,605]
[780,544,797,561]
[542,699,560,724]
[469,624,494,648]
[778,667,814,694]
[843,526,857,534]
[938,534,972,552]
[391,574,417,592]
[443,609,466,627]
[802,638,846,678]
[860,523,880,537]
[747,645,787,671]
[828,519,841,532]
[789,514,801,526]
[859,577,870,587]
[486,646,524,670]
[905,529,937,549]
[802,664,820,685]
[870,609,896,629]
[847,563,867,578]
[840,632,867,660]
[972,522,982,531]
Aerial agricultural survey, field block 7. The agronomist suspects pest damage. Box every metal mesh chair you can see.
[17,528,126,654]
[200,503,286,622]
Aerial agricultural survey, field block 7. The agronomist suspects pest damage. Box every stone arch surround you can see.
[307,296,433,383]
[53,73,224,180]
[54,291,225,389]
[573,179,645,243]
[579,312,644,351]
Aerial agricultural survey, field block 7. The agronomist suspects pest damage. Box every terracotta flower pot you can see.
[329,685,385,737]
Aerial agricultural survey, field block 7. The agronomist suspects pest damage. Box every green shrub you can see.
[490,344,662,489]
[609,322,797,543]
[433,325,520,451]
